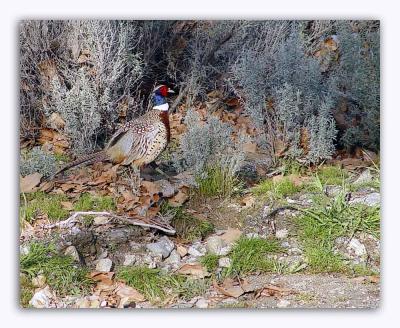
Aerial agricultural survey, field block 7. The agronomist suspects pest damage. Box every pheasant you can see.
[53,85,175,177]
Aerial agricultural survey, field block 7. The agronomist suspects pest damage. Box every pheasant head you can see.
[153,85,175,111]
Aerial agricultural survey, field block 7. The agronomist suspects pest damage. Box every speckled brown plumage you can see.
[53,108,170,177]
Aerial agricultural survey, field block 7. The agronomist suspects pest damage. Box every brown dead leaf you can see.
[48,112,65,130]
[141,180,160,195]
[90,271,115,286]
[240,195,255,208]
[177,263,210,278]
[114,282,145,302]
[20,173,43,193]
[168,189,189,207]
[243,142,257,153]
[258,284,294,298]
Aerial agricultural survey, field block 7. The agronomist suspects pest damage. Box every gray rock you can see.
[206,236,225,255]
[350,192,380,206]
[324,185,343,197]
[276,229,288,239]
[94,216,109,225]
[64,246,80,262]
[354,169,373,185]
[164,250,181,265]
[32,275,46,288]
[277,299,291,308]
[347,238,367,257]
[218,257,231,268]
[195,298,209,308]
[188,242,206,257]
[146,236,175,258]
[96,258,113,272]
[29,286,53,308]
[123,254,136,266]
[154,179,176,198]
[143,254,162,269]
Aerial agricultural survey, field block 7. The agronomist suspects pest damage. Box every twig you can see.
[44,211,176,234]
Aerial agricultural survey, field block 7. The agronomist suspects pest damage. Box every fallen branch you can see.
[44,211,176,235]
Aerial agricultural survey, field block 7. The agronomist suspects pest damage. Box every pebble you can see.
[354,169,373,185]
[195,298,209,308]
[64,246,80,262]
[188,242,206,257]
[32,274,46,288]
[94,216,109,225]
[277,299,291,308]
[96,258,113,272]
[350,192,380,207]
[276,229,288,239]
[218,257,231,268]
[164,250,181,265]
[146,236,175,258]
[347,238,367,257]
[123,254,136,266]
[176,245,188,257]
[29,286,53,308]
[206,236,225,255]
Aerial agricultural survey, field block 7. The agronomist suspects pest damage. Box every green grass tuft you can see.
[20,242,93,298]
[316,165,348,185]
[20,192,69,223]
[226,237,283,276]
[200,253,220,273]
[163,204,214,242]
[196,166,243,198]
[116,266,209,303]
[296,193,380,273]
[73,193,116,212]
[252,177,300,198]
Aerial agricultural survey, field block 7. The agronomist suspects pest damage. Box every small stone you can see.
[350,192,380,206]
[94,216,109,225]
[277,299,290,308]
[324,185,343,197]
[195,298,209,308]
[98,250,108,260]
[123,254,136,266]
[164,250,181,265]
[64,246,80,262]
[218,257,231,268]
[96,258,113,272]
[220,228,242,245]
[246,232,259,239]
[143,254,162,269]
[354,169,373,185]
[281,241,290,248]
[176,245,188,257]
[100,300,107,307]
[348,238,367,257]
[146,236,174,259]
[288,247,303,255]
[276,229,288,239]
[206,236,225,255]
[20,245,29,256]
[188,242,206,257]
[29,286,53,308]
[218,245,232,256]
[32,275,46,288]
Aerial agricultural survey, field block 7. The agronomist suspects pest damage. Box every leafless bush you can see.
[20,147,58,177]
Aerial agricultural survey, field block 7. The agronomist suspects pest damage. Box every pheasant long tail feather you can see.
[52,150,108,178]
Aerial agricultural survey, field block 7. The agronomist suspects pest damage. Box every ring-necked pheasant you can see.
[53,85,175,177]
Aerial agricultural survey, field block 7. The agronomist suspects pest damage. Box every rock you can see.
[218,257,231,268]
[195,298,209,308]
[206,236,225,255]
[32,275,46,288]
[98,250,108,259]
[281,241,290,248]
[350,192,380,206]
[246,232,260,239]
[29,286,54,308]
[123,254,136,266]
[354,169,373,185]
[143,254,162,269]
[347,238,367,257]
[96,258,113,272]
[64,246,80,262]
[288,247,303,255]
[154,179,176,198]
[146,236,174,259]
[94,216,109,225]
[324,185,343,197]
[276,229,288,239]
[20,244,29,256]
[188,242,206,257]
[277,299,291,308]
[176,245,188,257]
[219,246,232,256]
[164,250,181,265]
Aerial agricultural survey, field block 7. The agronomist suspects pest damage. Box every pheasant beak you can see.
[167,88,175,94]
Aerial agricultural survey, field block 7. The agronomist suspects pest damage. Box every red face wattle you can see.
[159,85,168,97]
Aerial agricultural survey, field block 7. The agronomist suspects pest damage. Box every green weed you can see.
[73,193,116,212]
[200,253,220,273]
[316,165,348,185]
[226,237,283,276]
[20,242,93,297]
[20,192,69,223]
[196,166,243,198]
[252,177,300,198]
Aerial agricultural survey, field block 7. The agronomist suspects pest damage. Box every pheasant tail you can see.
[52,150,108,178]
